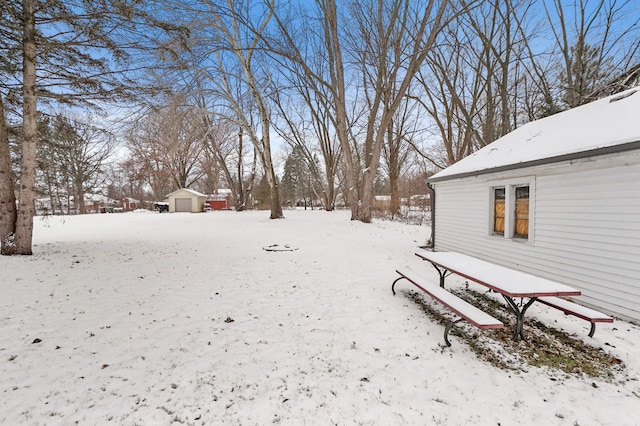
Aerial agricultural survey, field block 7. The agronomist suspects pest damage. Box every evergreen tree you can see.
[281,146,321,209]
[37,114,114,214]
[0,0,185,254]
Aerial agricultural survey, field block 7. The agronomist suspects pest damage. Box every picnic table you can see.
[415,250,582,341]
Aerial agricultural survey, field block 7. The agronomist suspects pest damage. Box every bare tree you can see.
[345,0,453,222]
[268,0,359,217]
[157,97,206,189]
[125,94,205,199]
[105,158,149,203]
[412,0,534,170]
[125,121,175,201]
[520,0,640,116]
[269,0,453,222]
[174,0,283,218]
[382,94,421,218]
[272,88,341,211]
[198,106,257,211]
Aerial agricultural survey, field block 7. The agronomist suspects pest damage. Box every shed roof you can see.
[166,188,207,197]
[429,87,640,182]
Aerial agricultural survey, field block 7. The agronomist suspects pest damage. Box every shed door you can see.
[175,198,192,212]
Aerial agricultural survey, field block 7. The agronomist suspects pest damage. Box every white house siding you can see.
[433,151,640,323]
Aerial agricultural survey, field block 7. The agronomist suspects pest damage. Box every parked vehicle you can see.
[154,202,169,213]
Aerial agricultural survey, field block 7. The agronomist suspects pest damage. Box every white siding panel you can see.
[433,155,640,323]
[536,222,640,239]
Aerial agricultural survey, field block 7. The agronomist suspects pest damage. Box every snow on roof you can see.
[166,188,207,197]
[430,87,640,182]
[207,194,229,201]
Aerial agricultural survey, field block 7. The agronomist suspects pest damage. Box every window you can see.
[489,178,534,242]
[493,187,505,235]
[514,186,529,239]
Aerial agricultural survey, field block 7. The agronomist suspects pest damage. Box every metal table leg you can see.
[391,276,403,295]
[430,263,452,288]
[502,296,538,341]
[444,318,464,347]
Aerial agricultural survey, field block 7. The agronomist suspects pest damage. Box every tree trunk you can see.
[254,108,282,219]
[77,186,86,214]
[387,121,401,219]
[0,96,17,255]
[357,170,374,223]
[262,139,283,219]
[268,177,283,218]
[235,128,245,211]
[238,147,257,211]
[356,116,387,223]
[15,0,37,255]
[324,0,358,220]
[389,167,400,219]
[323,174,336,211]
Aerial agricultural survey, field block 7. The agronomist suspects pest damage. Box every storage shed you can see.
[166,188,207,213]
[428,87,640,323]
[121,197,139,211]
[205,195,229,210]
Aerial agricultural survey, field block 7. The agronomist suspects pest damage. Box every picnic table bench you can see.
[414,250,613,340]
[392,268,503,346]
[537,297,614,337]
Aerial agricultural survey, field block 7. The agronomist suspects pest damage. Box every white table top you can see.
[415,250,581,298]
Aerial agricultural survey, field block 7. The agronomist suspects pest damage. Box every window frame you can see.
[513,185,530,239]
[488,177,535,243]
[492,186,506,236]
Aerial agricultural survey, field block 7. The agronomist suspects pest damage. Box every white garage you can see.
[165,188,207,213]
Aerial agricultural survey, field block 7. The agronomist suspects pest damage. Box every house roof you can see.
[166,188,207,197]
[429,87,640,182]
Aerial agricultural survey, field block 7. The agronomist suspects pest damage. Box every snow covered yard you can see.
[1,210,639,425]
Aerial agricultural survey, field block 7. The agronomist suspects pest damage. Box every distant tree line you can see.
[1,0,639,254]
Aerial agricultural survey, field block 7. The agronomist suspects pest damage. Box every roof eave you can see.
[428,139,640,183]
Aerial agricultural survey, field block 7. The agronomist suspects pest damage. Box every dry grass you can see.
[406,288,624,379]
